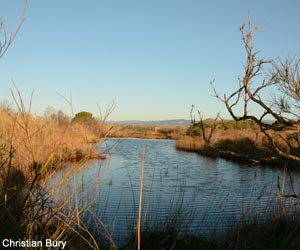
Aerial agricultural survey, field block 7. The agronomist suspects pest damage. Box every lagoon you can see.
[51,138,300,244]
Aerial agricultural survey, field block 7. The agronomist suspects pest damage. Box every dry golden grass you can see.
[176,127,294,166]
[0,108,103,175]
[106,124,186,139]
[0,91,108,249]
[177,128,261,149]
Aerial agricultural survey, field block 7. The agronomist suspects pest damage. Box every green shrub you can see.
[186,124,202,136]
[71,111,97,124]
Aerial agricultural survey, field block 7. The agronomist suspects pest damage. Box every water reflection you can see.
[50,138,300,243]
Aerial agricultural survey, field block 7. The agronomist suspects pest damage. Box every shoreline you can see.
[175,136,300,170]
[104,135,293,168]
[106,134,176,140]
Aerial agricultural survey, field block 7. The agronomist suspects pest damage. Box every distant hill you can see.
[107,119,191,127]
[106,118,275,128]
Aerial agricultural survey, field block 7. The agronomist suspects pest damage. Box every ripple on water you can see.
[51,138,300,244]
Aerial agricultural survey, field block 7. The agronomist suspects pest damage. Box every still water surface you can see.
[53,138,300,243]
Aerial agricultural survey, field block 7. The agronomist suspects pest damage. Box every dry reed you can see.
[0,88,112,249]
[137,149,145,250]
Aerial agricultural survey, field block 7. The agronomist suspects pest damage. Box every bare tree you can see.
[212,16,300,164]
[190,105,219,144]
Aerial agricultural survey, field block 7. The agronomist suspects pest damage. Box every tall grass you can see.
[121,175,300,250]
[107,124,186,140]
[176,127,287,166]
[0,88,109,249]
[137,150,145,250]
[179,118,300,168]
[2,89,300,249]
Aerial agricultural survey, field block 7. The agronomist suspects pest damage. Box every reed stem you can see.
[137,149,145,250]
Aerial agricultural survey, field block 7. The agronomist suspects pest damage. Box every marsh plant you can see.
[0,86,115,249]
[2,89,300,250]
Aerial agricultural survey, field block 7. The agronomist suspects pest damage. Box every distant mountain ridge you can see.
[106,119,274,127]
[107,119,191,126]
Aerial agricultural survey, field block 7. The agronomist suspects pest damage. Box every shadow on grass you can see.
[0,167,27,240]
[120,214,300,250]
[122,228,219,250]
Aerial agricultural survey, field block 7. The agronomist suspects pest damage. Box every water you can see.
[50,138,300,244]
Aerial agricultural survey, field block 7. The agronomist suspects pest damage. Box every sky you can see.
[0,0,299,121]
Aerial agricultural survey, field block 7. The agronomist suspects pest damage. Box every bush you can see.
[222,120,258,130]
[215,137,257,154]
[72,111,96,124]
[186,124,202,136]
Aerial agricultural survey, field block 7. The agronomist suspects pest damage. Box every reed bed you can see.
[176,127,292,166]
[0,89,107,249]
[107,124,186,140]
[121,178,300,250]
[2,90,300,249]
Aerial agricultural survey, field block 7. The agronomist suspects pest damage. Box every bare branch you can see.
[212,16,300,163]
[0,0,28,59]
[97,101,116,123]
[57,89,74,117]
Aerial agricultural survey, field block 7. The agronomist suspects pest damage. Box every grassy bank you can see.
[2,98,300,249]
[106,124,186,140]
[0,91,106,249]
[176,122,300,167]
[2,92,300,249]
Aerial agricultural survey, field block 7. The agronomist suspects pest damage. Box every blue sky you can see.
[0,0,299,121]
